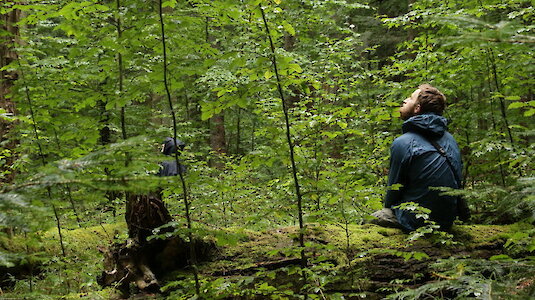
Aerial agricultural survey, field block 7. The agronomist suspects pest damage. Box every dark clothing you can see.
[162,137,185,156]
[158,160,186,177]
[385,113,462,231]
[158,138,186,177]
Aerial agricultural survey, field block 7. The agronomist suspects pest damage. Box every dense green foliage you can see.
[1,0,533,298]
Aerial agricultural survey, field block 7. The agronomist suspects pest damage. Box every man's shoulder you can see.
[390,132,420,156]
[392,131,439,156]
[441,131,457,141]
[393,132,419,145]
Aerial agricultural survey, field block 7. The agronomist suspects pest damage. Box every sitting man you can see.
[373,84,464,231]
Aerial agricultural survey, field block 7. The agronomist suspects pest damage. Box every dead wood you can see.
[99,193,215,295]
[212,258,303,276]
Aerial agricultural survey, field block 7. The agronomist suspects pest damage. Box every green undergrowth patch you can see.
[322,223,405,249]
[0,222,127,298]
[450,224,512,244]
[44,222,127,257]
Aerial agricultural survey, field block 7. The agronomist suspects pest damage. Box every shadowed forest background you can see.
[0,0,534,299]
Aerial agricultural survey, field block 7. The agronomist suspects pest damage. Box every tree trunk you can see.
[407,0,416,41]
[210,113,226,154]
[125,193,172,244]
[205,17,226,157]
[235,107,241,155]
[0,6,20,183]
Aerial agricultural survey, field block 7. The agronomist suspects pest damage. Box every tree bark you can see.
[205,17,226,157]
[0,6,21,183]
[210,113,226,154]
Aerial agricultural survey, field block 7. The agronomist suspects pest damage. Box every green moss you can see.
[199,223,519,277]
[318,224,406,250]
[0,223,127,299]
[1,222,127,256]
[452,224,513,245]
[1,221,523,299]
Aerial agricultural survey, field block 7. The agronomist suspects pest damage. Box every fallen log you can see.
[212,257,303,276]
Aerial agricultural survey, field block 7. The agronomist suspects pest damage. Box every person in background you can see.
[158,137,186,177]
[126,137,186,243]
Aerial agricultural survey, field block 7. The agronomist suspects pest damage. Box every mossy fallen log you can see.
[1,222,533,299]
[186,223,533,299]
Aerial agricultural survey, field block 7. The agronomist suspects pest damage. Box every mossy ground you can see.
[1,222,532,299]
[202,223,514,273]
[0,222,126,299]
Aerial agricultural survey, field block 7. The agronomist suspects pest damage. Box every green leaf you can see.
[490,254,512,261]
[377,113,391,121]
[264,70,273,80]
[236,97,248,108]
[412,251,430,260]
[162,0,177,8]
[528,240,535,252]
[508,102,526,109]
[525,108,535,117]
[337,107,353,117]
[282,21,295,36]
[288,64,302,73]
[325,131,339,139]
[227,9,241,20]
[201,108,214,121]
[0,108,16,122]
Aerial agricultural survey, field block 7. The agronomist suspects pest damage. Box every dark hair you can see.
[417,84,446,115]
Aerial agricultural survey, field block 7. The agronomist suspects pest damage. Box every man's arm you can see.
[384,139,409,208]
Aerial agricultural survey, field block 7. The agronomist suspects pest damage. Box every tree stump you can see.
[125,193,173,244]
[98,194,215,295]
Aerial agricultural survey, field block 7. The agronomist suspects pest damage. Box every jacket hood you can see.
[162,137,185,155]
[402,113,448,138]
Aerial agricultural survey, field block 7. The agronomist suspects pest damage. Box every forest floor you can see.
[1,221,534,299]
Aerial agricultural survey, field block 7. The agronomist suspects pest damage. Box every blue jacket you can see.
[385,113,462,231]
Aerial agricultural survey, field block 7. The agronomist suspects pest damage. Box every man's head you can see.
[161,137,185,155]
[399,84,446,120]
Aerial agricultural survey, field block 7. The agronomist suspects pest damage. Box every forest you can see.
[0,0,534,299]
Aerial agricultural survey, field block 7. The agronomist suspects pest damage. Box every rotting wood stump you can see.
[97,194,215,295]
[97,235,214,295]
